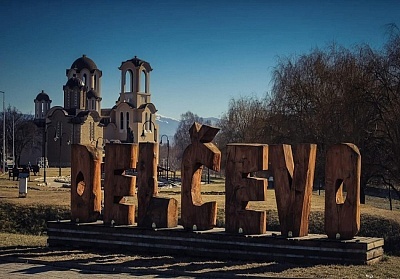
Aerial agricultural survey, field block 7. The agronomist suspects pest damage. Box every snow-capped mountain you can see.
[155,115,180,140]
[156,115,220,142]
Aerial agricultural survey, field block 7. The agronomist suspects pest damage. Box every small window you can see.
[126,112,129,130]
[149,114,153,131]
[141,70,146,93]
[89,122,95,141]
[125,70,133,92]
[120,112,124,130]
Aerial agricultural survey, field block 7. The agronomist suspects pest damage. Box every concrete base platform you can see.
[47,220,384,265]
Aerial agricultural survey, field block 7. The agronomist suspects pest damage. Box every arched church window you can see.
[94,75,97,91]
[83,74,87,86]
[40,103,44,117]
[126,112,129,131]
[125,70,133,93]
[141,70,147,93]
[120,112,124,130]
[149,113,153,131]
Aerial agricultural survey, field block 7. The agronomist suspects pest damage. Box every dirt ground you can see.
[0,243,399,278]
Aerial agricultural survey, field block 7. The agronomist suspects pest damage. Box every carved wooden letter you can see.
[325,143,361,239]
[137,142,178,228]
[269,144,316,237]
[181,122,221,231]
[225,143,268,235]
[103,143,138,226]
[71,144,102,223]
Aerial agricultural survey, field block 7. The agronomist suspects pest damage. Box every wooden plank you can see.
[366,247,384,261]
[325,143,361,239]
[103,143,138,226]
[46,221,384,265]
[70,144,102,223]
[225,144,268,235]
[181,122,221,231]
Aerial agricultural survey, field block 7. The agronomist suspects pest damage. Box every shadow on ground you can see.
[0,246,308,278]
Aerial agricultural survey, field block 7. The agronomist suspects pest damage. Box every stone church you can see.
[33,55,159,167]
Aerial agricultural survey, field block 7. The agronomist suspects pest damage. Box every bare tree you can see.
[173,111,210,167]
[361,24,400,198]
[269,43,383,202]
[0,106,41,167]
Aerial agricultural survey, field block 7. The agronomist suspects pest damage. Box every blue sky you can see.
[0,0,398,120]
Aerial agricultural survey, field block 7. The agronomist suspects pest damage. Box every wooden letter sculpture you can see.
[137,142,178,228]
[269,144,317,237]
[225,143,268,235]
[181,122,221,231]
[103,143,138,226]
[71,144,102,223]
[325,143,361,240]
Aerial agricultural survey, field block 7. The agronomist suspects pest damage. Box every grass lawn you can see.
[1,168,400,277]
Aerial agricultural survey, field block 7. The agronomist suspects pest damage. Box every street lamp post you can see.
[160,135,170,184]
[0,91,5,173]
[140,120,157,142]
[44,123,56,184]
[33,117,53,185]
[54,134,67,177]
[54,122,70,177]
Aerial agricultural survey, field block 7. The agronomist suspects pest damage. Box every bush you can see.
[1,202,399,255]
[0,202,70,235]
[360,214,400,255]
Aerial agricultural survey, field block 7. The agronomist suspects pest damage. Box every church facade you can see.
[33,55,159,167]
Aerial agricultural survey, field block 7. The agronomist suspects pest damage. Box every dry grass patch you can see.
[0,232,47,247]
[1,171,400,277]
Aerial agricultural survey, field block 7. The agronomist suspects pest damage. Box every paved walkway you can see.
[0,260,196,279]
[0,261,132,278]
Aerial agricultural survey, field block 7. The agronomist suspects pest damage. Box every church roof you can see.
[120,56,153,71]
[65,76,85,88]
[35,90,51,102]
[71,55,98,72]
[87,88,100,98]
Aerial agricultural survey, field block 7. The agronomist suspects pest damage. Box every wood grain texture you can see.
[269,144,316,237]
[325,143,361,239]
[71,144,102,223]
[225,143,268,234]
[181,122,221,231]
[103,143,138,226]
[137,142,178,228]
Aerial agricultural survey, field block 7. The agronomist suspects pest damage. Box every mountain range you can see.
[156,115,220,142]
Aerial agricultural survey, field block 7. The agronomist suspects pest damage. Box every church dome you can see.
[71,55,98,72]
[65,76,85,88]
[120,56,153,71]
[35,90,51,102]
[87,88,100,98]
